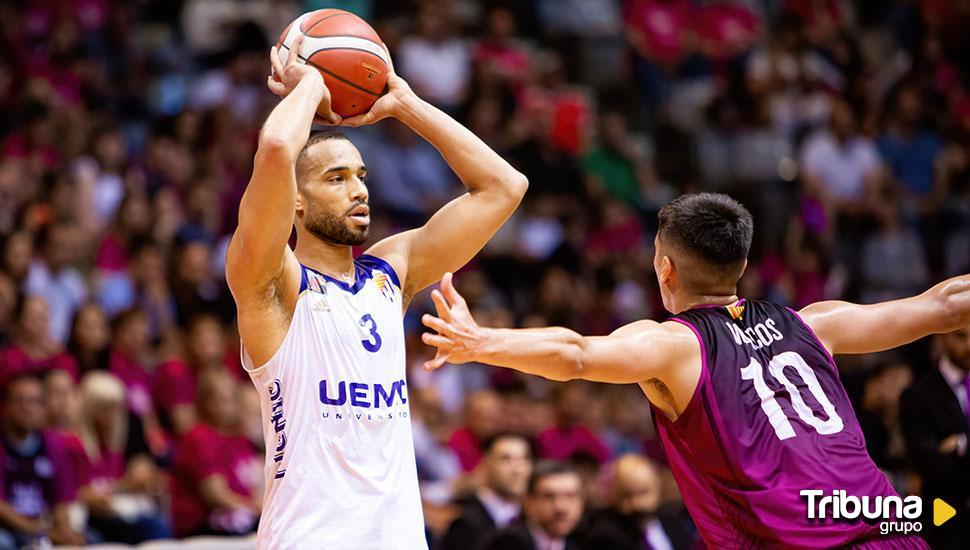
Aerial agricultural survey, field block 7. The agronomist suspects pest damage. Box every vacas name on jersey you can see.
[725,318,784,350]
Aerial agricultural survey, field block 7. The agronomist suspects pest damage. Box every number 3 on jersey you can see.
[359,313,382,352]
[741,351,844,440]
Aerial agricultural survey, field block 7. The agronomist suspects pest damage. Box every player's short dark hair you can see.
[657,193,753,294]
[296,130,352,185]
[527,460,580,495]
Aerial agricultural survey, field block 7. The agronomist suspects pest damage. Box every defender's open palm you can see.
[421,272,483,370]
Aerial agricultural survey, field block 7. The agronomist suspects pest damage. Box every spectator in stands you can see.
[170,237,233,324]
[171,370,261,537]
[449,389,505,472]
[439,433,533,549]
[0,232,32,286]
[583,110,646,208]
[363,121,457,224]
[584,454,694,549]
[67,303,110,375]
[127,241,177,339]
[0,276,14,349]
[877,84,945,210]
[24,222,88,344]
[622,0,696,115]
[44,369,79,433]
[901,325,970,548]
[0,295,78,387]
[483,460,585,549]
[107,308,154,419]
[398,2,470,113]
[473,4,532,88]
[154,312,236,436]
[538,381,611,465]
[860,199,930,303]
[107,308,164,457]
[800,99,884,216]
[76,371,169,543]
[601,387,652,457]
[94,193,154,316]
[0,375,85,546]
[856,361,912,475]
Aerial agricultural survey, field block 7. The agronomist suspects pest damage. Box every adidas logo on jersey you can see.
[311,296,331,313]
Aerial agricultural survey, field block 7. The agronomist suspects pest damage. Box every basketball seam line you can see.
[291,36,388,67]
[279,42,384,96]
[302,12,347,28]
[306,47,387,65]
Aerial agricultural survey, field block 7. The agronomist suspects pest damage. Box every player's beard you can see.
[302,201,370,246]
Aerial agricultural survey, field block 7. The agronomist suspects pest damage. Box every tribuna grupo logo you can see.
[801,490,923,536]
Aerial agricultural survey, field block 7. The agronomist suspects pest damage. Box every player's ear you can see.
[294,192,306,214]
[659,255,674,286]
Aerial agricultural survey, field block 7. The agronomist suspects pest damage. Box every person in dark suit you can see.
[900,325,970,548]
[438,434,533,550]
[483,461,584,550]
[582,454,695,550]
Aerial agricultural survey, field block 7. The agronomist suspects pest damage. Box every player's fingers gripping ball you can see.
[275,9,390,118]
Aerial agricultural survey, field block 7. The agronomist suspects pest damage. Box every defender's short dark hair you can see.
[657,193,753,293]
[296,130,351,185]
[527,460,580,495]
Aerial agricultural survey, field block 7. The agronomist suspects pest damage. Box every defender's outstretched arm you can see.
[351,53,527,302]
[799,274,970,355]
[419,273,694,384]
[226,35,335,299]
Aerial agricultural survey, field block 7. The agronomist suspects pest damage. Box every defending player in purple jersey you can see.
[420,193,970,548]
[660,300,906,547]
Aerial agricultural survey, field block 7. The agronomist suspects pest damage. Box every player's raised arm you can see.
[419,273,695,384]
[226,35,337,300]
[344,50,528,302]
[798,274,970,355]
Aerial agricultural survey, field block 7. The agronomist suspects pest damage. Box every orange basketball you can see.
[275,10,389,118]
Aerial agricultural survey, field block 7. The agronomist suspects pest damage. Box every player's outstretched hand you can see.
[339,43,414,128]
[421,272,483,371]
[267,34,341,125]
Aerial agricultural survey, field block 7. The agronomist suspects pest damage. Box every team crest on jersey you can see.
[305,271,331,312]
[374,271,395,302]
[726,303,745,320]
[306,271,326,293]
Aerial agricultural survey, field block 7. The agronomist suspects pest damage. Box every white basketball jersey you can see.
[242,255,427,549]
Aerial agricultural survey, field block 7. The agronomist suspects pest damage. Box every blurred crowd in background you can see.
[0,0,969,547]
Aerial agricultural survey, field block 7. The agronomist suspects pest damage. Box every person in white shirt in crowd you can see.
[398,3,471,113]
[24,222,87,344]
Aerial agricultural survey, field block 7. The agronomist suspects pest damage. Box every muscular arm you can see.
[419,273,694,384]
[225,39,338,365]
[225,69,324,298]
[457,322,689,383]
[358,69,527,302]
[799,274,970,355]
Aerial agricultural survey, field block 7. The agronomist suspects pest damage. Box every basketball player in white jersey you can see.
[225,34,527,549]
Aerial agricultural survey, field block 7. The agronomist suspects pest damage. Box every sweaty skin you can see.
[421,271,970,421]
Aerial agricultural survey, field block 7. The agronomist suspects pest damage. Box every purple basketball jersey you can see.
[654,300,927,549]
